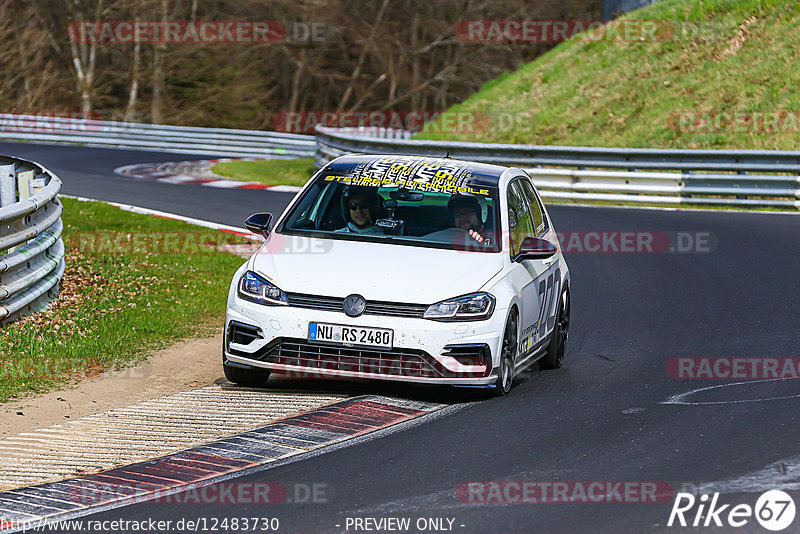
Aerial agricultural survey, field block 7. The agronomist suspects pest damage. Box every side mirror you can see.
[245,213,273,237]
[514,237,557,262]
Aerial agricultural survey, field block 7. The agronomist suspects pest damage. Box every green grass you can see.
[416,0,800,150]
[212,158,317,187]
[0,198,248,402]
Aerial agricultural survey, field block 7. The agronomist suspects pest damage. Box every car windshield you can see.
[279,168,501,252]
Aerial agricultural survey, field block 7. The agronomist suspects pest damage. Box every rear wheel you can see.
[493,311,518,396]
[223,362,271,387]
[541,289,569,370]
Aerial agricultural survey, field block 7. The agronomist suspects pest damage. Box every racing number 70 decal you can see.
[537,266,561,339]
[519,265,562,356]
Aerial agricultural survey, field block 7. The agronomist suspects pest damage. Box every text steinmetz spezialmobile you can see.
[223,154,570,395]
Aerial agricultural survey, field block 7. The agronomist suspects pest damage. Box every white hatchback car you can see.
[223,155,570,395]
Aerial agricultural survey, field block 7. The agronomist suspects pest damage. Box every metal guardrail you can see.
[0,156,64,325]
[0,113,316,159]
[315,126,800,209]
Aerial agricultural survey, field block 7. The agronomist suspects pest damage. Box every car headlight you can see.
[423,292,495,321]
[238,271,288,306]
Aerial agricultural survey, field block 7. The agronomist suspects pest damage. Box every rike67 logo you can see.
[668,490,796,531]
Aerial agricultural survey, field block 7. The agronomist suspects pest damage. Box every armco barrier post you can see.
[17,169,33,201]
[0,164,14,207]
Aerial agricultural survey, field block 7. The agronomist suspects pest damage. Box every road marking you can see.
[61,195,263,239]
[681,455,800,495]
[0,384,345,491]
[0,395,445,532]
[114,159,303,192]
[661,378,800,405]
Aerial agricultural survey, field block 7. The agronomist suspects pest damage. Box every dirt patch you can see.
[0,331,226,438]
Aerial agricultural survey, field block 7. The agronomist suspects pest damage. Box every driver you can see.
[447,194,489,244]
[336,187,384,235]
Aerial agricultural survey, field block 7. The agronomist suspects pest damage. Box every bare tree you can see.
[65,0,105,115]
[0,0,602,128]
[150,0,168,123]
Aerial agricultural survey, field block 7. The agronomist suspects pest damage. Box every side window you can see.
[517,178,547,236]
[507,181,535,257]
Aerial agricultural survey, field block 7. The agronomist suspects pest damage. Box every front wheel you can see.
[224,362,271,387]
[493,311,518,396]
[541,289,569,370]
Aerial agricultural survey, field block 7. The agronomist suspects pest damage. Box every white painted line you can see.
[267,185,302,193]
[156,175,202,184]
[201,180,258,188]
[60,195,264,240]
[660,378,800,405]
[688,455,800,495]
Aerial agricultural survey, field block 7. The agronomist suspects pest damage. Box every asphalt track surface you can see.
[4,141,800,533]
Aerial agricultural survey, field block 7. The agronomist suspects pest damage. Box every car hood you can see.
[249,234,505,304]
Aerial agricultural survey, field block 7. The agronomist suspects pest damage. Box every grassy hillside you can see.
[417,0,800,150]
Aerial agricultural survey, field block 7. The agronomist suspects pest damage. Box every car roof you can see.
[321,154,509,188]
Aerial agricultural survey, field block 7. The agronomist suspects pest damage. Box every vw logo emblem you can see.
[343,294,366,317]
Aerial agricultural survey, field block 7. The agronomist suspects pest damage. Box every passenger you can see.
[336,188,384,235]
[447,194,489,244]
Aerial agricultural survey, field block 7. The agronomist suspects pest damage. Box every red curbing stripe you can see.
[88,473,167,491]
[239,183,272,189]
[167,455,250,472]
[151,460,224,478]
[330,405,425,425]
[148,213,182,222]
[308,407,403,429]
[68,477,152,497]
[287,410,377,429]
[120,465,204,484]
[334,400,424,418]
[283,417,368,435]
[314,401,423,424]
[170,451,257,470]
[349,400,426,416]
[282,401,424,435]
[104,470,184,487]
[217,228,256,238]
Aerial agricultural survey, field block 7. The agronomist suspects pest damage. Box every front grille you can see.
[264,339,442,378]
[285,293,342,312]
[229,338,493,379]
[285,292,428,318]
[366,301,429,318]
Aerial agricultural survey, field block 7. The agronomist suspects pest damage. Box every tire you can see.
[223,362,271,387]
[493,311,518,396]
[541,289,570,370]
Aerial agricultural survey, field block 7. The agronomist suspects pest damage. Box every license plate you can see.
[308,322,393,349]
